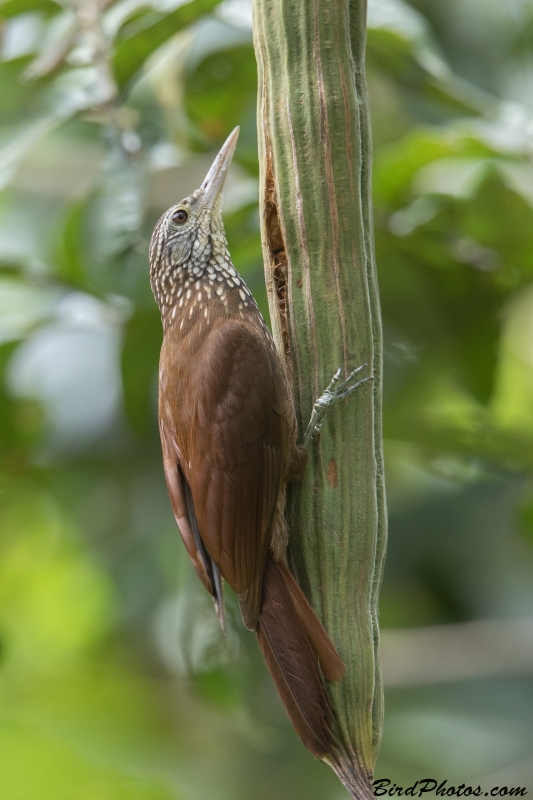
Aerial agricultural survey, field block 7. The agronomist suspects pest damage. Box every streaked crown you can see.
[148,128,255,328]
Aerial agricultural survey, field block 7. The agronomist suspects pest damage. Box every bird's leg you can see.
[301,364,373,449]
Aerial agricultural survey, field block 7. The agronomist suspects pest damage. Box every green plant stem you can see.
[252,0,386,796]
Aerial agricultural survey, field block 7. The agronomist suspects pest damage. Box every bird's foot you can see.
[301,364,373,449]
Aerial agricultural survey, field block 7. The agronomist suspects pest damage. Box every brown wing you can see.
[180,320,286,629]
[159,421,226,630]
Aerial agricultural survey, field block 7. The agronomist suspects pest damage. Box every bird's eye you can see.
[172,209,188,225]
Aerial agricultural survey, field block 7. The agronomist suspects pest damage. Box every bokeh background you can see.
[1,0,533,797]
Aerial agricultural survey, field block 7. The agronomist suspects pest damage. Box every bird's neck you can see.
[153,253,258,334]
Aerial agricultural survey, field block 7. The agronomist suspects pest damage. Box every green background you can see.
[1,0,533,796]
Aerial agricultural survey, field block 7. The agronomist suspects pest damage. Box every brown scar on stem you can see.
[327,458,338,489]
[264,150,291,369]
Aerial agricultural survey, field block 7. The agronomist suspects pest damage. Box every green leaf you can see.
[192,666,242,710]
[462,170,533,285]
[374,130,454,205]
[53,198,88,287]
[0,298,50,461]
[112,0,221,89]
[0,0,61,19]
[185,44,257,144]
[0,57,51,124]
[0,66,109,191]
[85,143,146,272]
[121,309,161,431]
[0,278,57,343]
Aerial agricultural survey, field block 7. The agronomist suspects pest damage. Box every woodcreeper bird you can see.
[149,128,371,759]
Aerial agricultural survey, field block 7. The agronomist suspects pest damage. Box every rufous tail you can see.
[255,555,345,759]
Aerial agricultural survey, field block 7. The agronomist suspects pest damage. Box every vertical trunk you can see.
[252,1,387,796]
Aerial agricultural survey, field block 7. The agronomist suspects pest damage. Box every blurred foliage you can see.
[1,0,533,797]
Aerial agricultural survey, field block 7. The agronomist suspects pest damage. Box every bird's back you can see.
[159,293,295,625]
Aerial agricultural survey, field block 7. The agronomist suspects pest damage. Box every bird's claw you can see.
[302,364,373,448]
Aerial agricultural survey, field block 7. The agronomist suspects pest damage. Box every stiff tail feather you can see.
[276,559,345,682]
[255,555,344,758]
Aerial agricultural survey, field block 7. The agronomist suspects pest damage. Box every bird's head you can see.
[149,127,239,313]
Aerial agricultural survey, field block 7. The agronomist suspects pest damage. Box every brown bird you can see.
[149,128,370,759]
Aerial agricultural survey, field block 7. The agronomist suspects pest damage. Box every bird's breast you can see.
[161,271,267,339]
[159,284,268,399]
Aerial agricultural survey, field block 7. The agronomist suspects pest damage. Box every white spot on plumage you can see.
[150,199,263,330]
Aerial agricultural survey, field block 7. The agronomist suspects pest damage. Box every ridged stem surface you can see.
[252,1,387,795]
